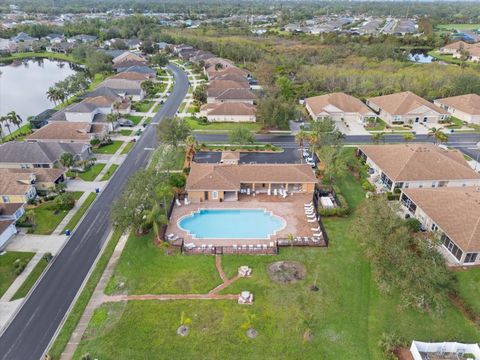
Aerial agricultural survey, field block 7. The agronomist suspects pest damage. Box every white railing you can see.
[410,341,480,360]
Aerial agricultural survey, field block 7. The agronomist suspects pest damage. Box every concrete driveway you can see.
[194,148,303,164]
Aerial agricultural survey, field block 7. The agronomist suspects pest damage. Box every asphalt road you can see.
[194,133,480,159]
[0,63,189,360]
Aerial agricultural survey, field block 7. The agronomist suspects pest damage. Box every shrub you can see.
[90,138,100,146]
[386,192,400,201]
[169,173,186,189]
[405,218,422,232]
[54,192,76,211]
[12,259,28,275]
[361,180,375,192]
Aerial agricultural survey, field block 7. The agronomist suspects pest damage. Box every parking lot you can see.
[194,147,309,164]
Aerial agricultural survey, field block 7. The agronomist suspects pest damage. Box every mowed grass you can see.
[68,164,106,181]
[74,158,479,360]
[0,251,35,298]
[93,141,123,155]
[101,164,119,181]
[455,268,480,316]
[186,117,262,132]
[11,254,49,300]
[62,193,97,233]
[104,233,221,295]
[120,142,134,155]
[124,115,143,125]
[436,23,480,30]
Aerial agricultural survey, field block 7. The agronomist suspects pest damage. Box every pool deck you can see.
[167,193,317,247]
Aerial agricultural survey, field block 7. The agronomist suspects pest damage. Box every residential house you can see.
[0,172,37,204]
[357,144,480,191]
[0,220,16,248]
[366,91,449,125]
[45,33,65,44]
[112,51,146,65]
[186,163,317,202]
[118,65,156,77]
[0,141,90,169]
[10,32,37,43]
[0,38,17,54]
[305,92,377,124]
[434,94,480,124]
[67,34,97,43]
[400,187,480,266]
[0,168,65,193]
[440,41,480,62]
[113,60,149,72]
[26,122,107,143]
[206,80,251,103]
[199,102,256,122]
[99,78,144,101]
[110,71,152,81]
[64,96,120,122]
[0,203,25,222]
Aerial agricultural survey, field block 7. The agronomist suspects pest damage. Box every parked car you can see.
[118,119,134,127]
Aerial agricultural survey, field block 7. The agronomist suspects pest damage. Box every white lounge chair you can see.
[311,227,320,232]
[307,217,317,222]
[184,198,190,205]
[313,233,322,237]
[304,202,313,207]
[273,189,278,196]
[306,213,316,218]
[267,188,271,195]
[282,191,287,198]
[176,199,182,206]
[247,188,251,195]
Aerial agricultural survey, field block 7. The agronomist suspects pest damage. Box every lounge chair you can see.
[273,189,278,196]
[247,188,251,195]
[167,233,175,240]
[184,198,191,205]
[305,208,315,213]
[313,233,322,237]
[306,213,316,218]
[282,191,288,198]
[176,199,182,206]
[267,188,271,195]
[304,202,313,207]
[269,242,274,247]
[311,226,320,232]
[307,217,317,222]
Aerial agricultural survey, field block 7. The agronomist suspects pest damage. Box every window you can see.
[431,223,438,231]
[465,253,478,264]
[431,182,436,188]
[211,191,218,200]
[423,117,427,122]
[415,117,420,123]
[442,234,463,261]
[1,196,10,203]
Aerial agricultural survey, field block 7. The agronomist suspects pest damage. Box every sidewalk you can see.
[94,141,130,182]
[6,234,66,254]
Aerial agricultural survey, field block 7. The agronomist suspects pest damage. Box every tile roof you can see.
[0,141,88,164]
[403,187,480,252]
[306,92,375,116]
[200,102,256,116]
[359,143,480,182]
[66,96,115,113]
[368,91,448,116]
[112,51,145,64]
[100,78,143,91]
[435,94,480,115]
[82,87,122,100]
[27,122,105,142]
[0,173,34,196]
[186,163,317,191]
[118,65,156,75]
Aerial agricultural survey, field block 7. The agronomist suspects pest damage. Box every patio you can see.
[166,193,322,248]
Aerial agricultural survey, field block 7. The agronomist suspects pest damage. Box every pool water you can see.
[178,209,285,239]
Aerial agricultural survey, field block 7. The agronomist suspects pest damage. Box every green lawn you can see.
[124,115,143,125]
[455,268,480,316]
[11,254,50,300]
[68,164,106,181]
[101,164,119,181]
[132,101,154,113]
[0,251,35,298]
[120,142,134,155]
[365,119,387,132]
[436,24,480,31]
[62,193,97,233]
[93,141,123,155]
[187,104,199,114]
[119,129,133,136]
[152,103,161,113]
[104,233,221,295]
[428,50,466,65]
[178,102,187,113]
[186,117,262,132]
[73,152,479,359]
[1,124,33,142]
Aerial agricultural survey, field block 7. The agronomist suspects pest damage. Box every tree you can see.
[428,127,448,144]
[184,135,198,162]
[228,127,255,145]
[309,117,344,154]
[151,53,169,67]
[157,117,191,147]
[352,196,455,313]
[318,146,348,184]
[275,76,295,100]
[59,152,75,169]
[371,132,385,144]
[7,111,22,130]
[141,80,155,97]
[403,133,415,143]
[1,116,12,135]
[193,85,207,104]
[106,112,119,131]
[295,130,309,148]
[142,204,168,242]
[25,209,36,229]
[46,87,62,105]
[256,95,296,130]
[54,192,76,211]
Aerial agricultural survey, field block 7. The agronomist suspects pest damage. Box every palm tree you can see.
[1,116,12,136]
[143,204,168,243]
[25,209,36,229]
[403,133,415,143]
[184,135,198,163]
[155,183,173,210]
[295,130,309,149]
[106,112,119,131]
[46,87,60,106]
[371,132,385,144]
[428,127,448,144]
[7,111,22,130]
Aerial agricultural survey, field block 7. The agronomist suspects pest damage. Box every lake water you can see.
[0,58,78,124]
[408,51,434,64]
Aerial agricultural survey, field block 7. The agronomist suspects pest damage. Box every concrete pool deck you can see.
[167,193,317,247]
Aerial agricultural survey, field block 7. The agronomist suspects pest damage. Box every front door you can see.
[204,191,209,200]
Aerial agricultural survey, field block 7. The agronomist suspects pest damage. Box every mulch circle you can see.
[267,261,306,284]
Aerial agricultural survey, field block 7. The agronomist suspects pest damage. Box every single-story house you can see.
[434,94,480,124]
[0,172,37,204]
[212,88,256,104]
[400,187,480,266]
[199,102,256,123]
[10,32,37,43]
[26,122,107,143]
[0,220,16,249]
[0,203,25,222]
[357,143,480,191]
[186,163,317,202]
[366,91,449,125]
[67,34,97,43]
[64,96,118,122]
[0,168,65,193]
[206,79,252,103]
[112,51,146,65]
[118,65,156,78]
[110,71,152,81]
[99,78,144,101]
[0,141,91,169]
[305,92,377,124]
[439,41,480,62]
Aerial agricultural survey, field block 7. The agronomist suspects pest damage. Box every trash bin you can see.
[95,188,100,193]
[65,229,71,236]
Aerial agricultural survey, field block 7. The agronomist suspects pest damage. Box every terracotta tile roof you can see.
[0,173,34,196]
[200,102,256,116]
[359,143,480,182]
[435,94,480,115]
[186,163,317,191]
[208,79,250,89]
[0,203,24,217]
[441,41,470,51]
[368,91,448,116]
[0,220,14,234]
[0,168,65,183]
[305,92,375,116]
[403,187,480,252]
[27,122,105,142]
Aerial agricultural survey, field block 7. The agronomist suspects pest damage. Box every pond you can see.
[407,50,434,64]
[0,58,79,125]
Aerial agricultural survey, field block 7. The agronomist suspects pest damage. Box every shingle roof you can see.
[186,163,317,191]
[368,91,448,116]
[119,66,156,75]
[359,143,480,182]
[0,168,64,183]
[0,203,24,217]
[403,187,480,252]
[0,142,88,164]
[111,72,150,81]
[0,173,33,196]
[27,122,105,142]
[82,86,122,100]
[66,96,115,113]
[306,92,375,116]
[435,94,480,115]
[100,78,143,90]
[215,88,256,101]
[201,102,256,116]
[0,220,14,235]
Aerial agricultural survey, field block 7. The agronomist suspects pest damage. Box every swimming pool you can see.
[178,209,286,239]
